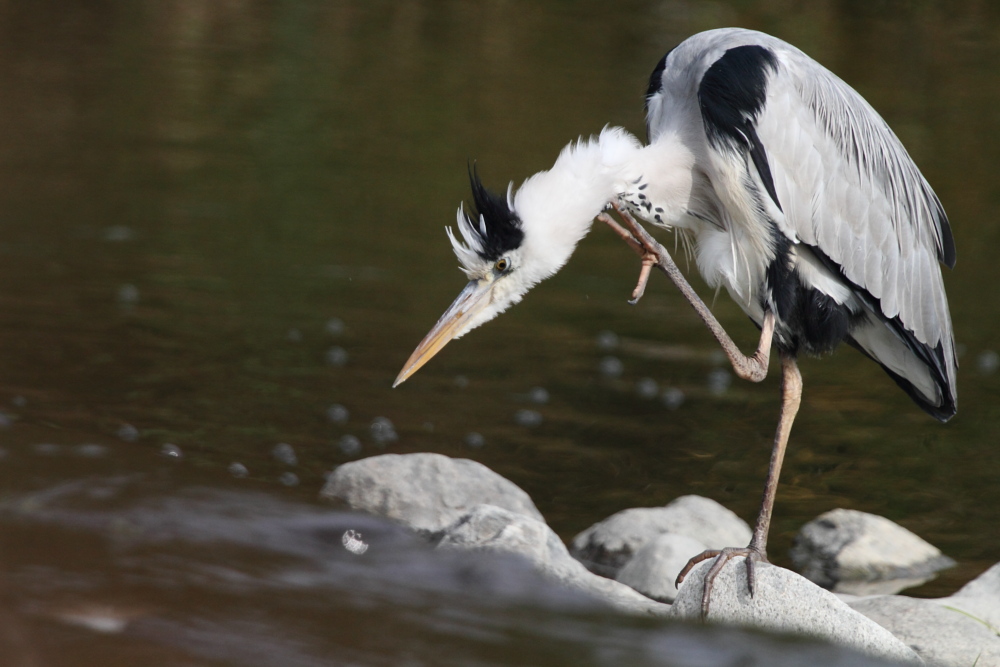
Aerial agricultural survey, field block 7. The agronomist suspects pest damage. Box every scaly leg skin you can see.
[674,355,803,619]
[598,204,775,382]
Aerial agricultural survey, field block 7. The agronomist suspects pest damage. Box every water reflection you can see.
[0,0,997,663]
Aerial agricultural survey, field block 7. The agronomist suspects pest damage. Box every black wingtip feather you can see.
[466,164,524,262]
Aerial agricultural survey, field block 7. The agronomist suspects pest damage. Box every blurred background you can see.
[0,0,998,664]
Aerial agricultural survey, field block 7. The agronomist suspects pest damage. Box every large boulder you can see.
[933,561,1000,631]
[850,595,1000,667]
[615,533,708,602]
[438,504,669,616]
[670,559,920,664]
[570,496,751,577]
[790,509,955,595]
[320,453,544,534]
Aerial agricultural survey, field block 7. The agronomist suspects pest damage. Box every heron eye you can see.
[494,258,509,273]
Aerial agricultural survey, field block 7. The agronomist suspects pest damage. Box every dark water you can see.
[0,1,998,664]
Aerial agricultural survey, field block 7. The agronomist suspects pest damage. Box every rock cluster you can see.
[322,453,1000,666]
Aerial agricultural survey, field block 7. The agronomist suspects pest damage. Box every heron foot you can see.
[674,544,768,620]
[596,208,661,304]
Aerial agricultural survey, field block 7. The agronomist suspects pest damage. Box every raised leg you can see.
[674,354,802,618]
[598,204,774,382]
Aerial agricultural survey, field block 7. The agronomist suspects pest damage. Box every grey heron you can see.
[394,28,957,615]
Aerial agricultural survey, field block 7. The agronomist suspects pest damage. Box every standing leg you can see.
[674,354,803,618]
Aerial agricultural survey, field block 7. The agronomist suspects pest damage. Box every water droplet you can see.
[286,328,303,343]
[370,417,398,446]
[326,317,346,336]
[326,346,349,367]
[596,330,619,351]
[229,462,249,478]
[707,369,732,396]
[161,443,183,459]
[75,443,107,458]
[326,404,350,424]
[117,423,139,442]
[272,442,298,466]
[635,377,659,399]
[599,356,624,378]
[338,434,362,456]
[528,387,550,404]
[342,529,369,555]
[464,432,485,448]
[104,225,134,242]
[279,472,299,487]
[117,284,140,306]
[454,375,469,388]
[514,409,543,427]
[662,387,685,410]
[976,350,999,375]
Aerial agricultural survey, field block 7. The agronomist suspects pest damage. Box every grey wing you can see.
[755,48,957,409]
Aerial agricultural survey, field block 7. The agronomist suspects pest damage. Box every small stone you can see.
[661,387,685,410]
[228,462,249,478]
[527,387,550,404]
[160,443,183,459]
[272,442,298,466]
[326,403,350,424]
[104,225,135,242]
[707,368,731,395]
[342,529,369,555]
[635,377,659,399]
[117,284,140,306]
[338,434,362,456]
[75,444,107,458]
[464,432,486,448]
[325,346,349,367]
[117,424,139,443]
[370,417,398,446]
[596,330,620,351]
[326,317,346,336]
[976,349,999,375]
[33,443,61,456]
[598,356,624,378]
[279,472,299,487]
[513,409,543,427]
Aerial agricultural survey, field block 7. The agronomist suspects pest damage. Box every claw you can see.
[676,545,768,620]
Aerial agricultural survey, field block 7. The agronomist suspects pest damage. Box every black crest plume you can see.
[466,164,524,261]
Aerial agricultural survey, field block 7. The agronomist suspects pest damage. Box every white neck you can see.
[510,127,694,287]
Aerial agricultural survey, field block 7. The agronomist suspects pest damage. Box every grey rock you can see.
[320,453,544,534]
[850,595,1000,667]
[615,533,708,602]
[934,561,1000,635]
[790,509,955,594]
[438,504,668,616]
[570,495,751,576]
[670,559,921,664]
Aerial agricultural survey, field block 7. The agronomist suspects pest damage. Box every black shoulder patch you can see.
[467,166,524,261]
[698,45,782,211]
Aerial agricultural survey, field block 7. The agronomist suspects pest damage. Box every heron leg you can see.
[598,204,774,382]
[674,354,803,619]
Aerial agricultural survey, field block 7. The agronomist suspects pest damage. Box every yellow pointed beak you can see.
[393,280,494,387]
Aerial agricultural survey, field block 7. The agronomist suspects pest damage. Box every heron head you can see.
[393,169,539,387]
